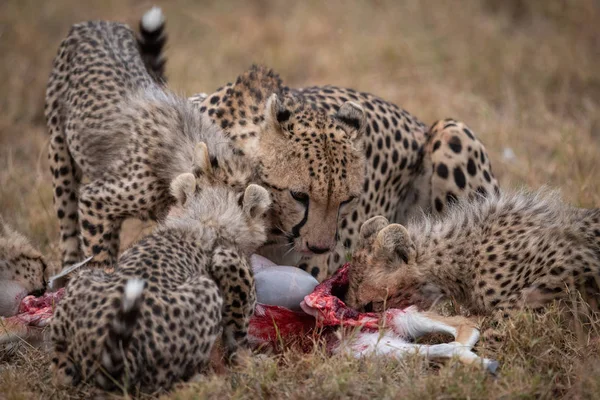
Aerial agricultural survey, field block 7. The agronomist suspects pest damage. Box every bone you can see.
[0,280,28,317]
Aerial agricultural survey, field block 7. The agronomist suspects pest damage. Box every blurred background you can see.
[1,0,599,260]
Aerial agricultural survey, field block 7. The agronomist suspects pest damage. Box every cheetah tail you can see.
[137,6,167,84]
[97,279,145,390]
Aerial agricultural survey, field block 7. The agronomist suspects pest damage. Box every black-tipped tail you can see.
[96,279,145,390]
[138,6,168,84]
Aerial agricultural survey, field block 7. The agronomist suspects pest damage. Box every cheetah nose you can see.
[307,243,331,254]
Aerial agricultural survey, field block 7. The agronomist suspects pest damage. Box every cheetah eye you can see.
[340,195,357,207]
[290,191,309,204]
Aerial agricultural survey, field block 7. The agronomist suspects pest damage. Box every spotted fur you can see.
[347,188,600,320]
[44,20,252,272]
[50,174,271,392]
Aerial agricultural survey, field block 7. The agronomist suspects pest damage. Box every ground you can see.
[1,0,600,398]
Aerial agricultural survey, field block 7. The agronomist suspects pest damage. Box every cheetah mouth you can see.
[299,264,377,327]
[297,248,319,256]
[0,288,64,345]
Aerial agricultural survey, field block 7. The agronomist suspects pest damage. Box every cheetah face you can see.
[258,94,366,256]
[168,169,272,254]
[0,219,49,295]
[346,216,420,311]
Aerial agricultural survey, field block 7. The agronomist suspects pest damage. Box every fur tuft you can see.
[141,6,164,31]
[138,6,167,83]
[123,279,145,312]
[406,186,568,245]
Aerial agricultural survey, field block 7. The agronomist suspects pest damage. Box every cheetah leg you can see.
[481,279,579,346]
[210,247,256,363]
[155,276,223,385]
[423,119,500,215]
[479,304,521,348]
[78,177,161,271]
[48,129,84,267]
[105,219,123,264]
[50,335,80,387]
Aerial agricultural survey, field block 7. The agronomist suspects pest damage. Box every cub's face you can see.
[167,143,272,255]
[346,216,422,312]
[0,219,48,294]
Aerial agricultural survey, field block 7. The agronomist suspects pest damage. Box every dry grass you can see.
[1,0,600,398]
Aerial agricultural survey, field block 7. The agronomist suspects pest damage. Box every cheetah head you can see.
[167,168,272,255]
[346,216,423,312]
[257,94,366,257]
[0,218,50,315]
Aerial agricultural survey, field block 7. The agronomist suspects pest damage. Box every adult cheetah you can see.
[193,74,499,281]
[44,19,253,272]
[50,162,272,392]
[143,10,500,281]
[346,188,600,321]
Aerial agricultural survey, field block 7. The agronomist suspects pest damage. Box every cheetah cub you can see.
[50,157,271,392]
[347,188,600,319]
[45,20,253,272]
[0,217,50,316]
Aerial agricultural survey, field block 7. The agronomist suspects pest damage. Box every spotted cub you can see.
[347,188,600,319]
[0,217,49,316]
[50,159,271,392]
[45,20,252,272]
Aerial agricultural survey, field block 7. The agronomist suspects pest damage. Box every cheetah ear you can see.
[170,173,197,206]
[264,93,290,135]
[373,224,415,265]
[193,142,213,176]
[334,101,366,143]
[242,184,272,219]
[358,216,389,247]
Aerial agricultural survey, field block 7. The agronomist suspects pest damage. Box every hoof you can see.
[486,359,499,375]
